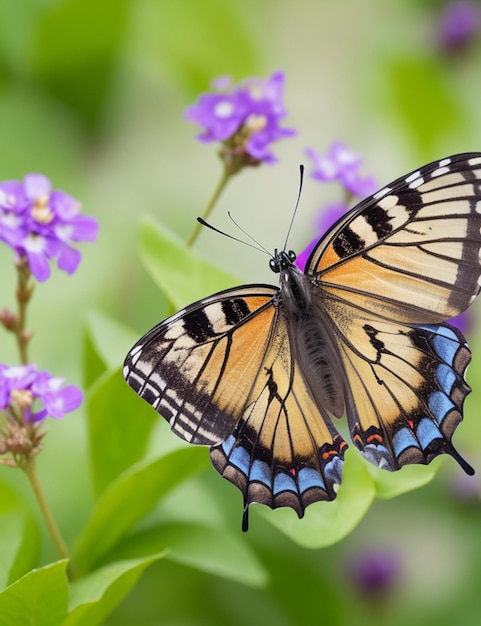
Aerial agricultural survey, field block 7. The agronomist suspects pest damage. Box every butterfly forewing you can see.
[309,154,481,323]
[125,286,277,446]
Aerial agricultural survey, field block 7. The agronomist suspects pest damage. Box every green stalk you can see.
[14,258,34,365]
[185,167,231,247]
[23,456,74,578]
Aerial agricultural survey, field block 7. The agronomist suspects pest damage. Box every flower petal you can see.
[23,174,51,201]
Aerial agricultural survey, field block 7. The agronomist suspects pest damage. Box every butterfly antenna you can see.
[227,211,271,256]
[283,164,304,251]
[196,217,270,256]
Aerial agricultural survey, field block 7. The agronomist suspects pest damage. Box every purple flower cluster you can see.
[306,142,378,198]
[0,364,82,423]
[0,174,98,282]
[184,71,296,165]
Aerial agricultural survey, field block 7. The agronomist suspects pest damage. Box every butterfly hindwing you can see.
[209,308,347,525]
[309,153,481,323]
[322,296,473,472]
[124,284,347,524]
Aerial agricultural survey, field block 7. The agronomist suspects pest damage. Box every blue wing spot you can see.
[298,467,326,493]
[229,444,250,475]
[324,455,344,485]
[416,417,443,450]
[221,435,236,455]
[273,472,297,496]
[361,443,392,470]
[436,363,456,393]
[418,324,460,364]
[428,390,455,425]
[249,459,271,487]
[393,427,419,456]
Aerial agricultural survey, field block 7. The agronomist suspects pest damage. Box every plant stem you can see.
[23,456,74,579]
[185,166,231,247]
[15,258,33,365]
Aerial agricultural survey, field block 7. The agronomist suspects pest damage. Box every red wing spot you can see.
[289,467,296,477]
[407,419,414,429]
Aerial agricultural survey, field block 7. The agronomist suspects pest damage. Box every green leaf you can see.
[139,216,238,310]
[136,0,258,94]
[64,556,163,626]
[104,522,268,589]
[0,560,68,626]
[83,330,108,389]
[258,449,376,548]
[0,478,39,589]
[368,459,439,499]
[0,513,39,590]
[87,368,160,495]
[73,448,208,574]
[31,0,133,131]
[83,309,135,388]
[85,310,140,375]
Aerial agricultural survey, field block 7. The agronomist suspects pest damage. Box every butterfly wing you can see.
[307,153,481,473]
[124,285,346,527]
[308,153,481,323]
[322,291,473,472]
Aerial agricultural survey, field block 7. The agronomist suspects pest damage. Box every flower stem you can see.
[185,166,232,247]
[15,257,34,365]
[23,456,74,578]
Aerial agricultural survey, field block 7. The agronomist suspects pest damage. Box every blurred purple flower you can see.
[306,142,377,198]
[449,469,480,502]
[296,202,348,271]
[0,174,98,282]
[449,310,471,334]
[346,547,401,599]
[439,1,480,52]
[184,71,296,166]
[0,363,83,422]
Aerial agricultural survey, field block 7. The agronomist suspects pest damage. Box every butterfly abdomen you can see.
[294,315,346,420]
[278,263,346,420]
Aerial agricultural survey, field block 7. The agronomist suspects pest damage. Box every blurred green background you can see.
[2,0,481,624]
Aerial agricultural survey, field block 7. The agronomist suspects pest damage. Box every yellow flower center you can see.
[31,195,54,224]
[245,114,267,134]
[9,389,33,410]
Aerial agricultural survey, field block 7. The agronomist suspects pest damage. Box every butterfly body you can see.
[124,153,481,529]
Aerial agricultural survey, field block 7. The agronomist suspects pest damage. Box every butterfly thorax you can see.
[271,250,346,418]
[270,249,313,316]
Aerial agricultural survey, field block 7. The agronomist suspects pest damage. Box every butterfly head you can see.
[269,249,297,273]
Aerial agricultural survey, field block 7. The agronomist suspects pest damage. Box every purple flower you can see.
[184,71,296,168]
[0,174,98,282]
[306,142,378,198]
[449,310,471,334]
[439,1,480,52]
[346,547,401,599]
[0,363,82,422]
[296,202,348,271]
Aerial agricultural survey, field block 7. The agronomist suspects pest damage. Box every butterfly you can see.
[124,153,481,531]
